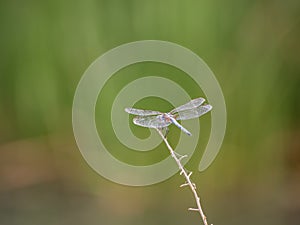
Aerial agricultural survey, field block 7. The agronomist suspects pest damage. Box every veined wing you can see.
[176,104,212,120]
[133,115,171,128]
[170,97,205,114]
[125,107,162,116]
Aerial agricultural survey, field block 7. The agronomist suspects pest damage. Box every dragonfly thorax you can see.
[162,113,174,122]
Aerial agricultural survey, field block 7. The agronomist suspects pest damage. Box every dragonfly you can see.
[125,97,212,136]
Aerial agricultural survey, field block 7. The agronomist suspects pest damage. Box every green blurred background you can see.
[1,0,300,224]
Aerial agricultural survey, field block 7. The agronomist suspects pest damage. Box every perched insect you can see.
[125,97,212,136]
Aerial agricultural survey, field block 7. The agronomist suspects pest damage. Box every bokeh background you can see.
[1,0,300,225]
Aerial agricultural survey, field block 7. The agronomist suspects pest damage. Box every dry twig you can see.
[156,128,212,225]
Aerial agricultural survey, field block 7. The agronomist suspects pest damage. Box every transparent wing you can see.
[170,97,205,114]
[176,104,212,120]
[133,115,171,128]
[125,107,162,116]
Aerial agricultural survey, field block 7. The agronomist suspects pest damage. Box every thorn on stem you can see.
[188,208,200,211]
[179,155,188,161]
[180,183,189,187]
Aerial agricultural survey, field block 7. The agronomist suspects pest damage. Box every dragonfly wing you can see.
[133,115,172,128]
[176,104,212,120]
[125,107,162,116]
[170,97,205,114]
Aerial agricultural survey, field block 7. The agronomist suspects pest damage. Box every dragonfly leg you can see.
[156,127,167,137]
[158,127,169,137]
[163,127,169,138]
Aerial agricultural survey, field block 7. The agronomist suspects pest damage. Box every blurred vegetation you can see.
[0,0,300,225]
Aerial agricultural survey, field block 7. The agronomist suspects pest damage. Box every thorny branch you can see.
[156,128,212,225]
